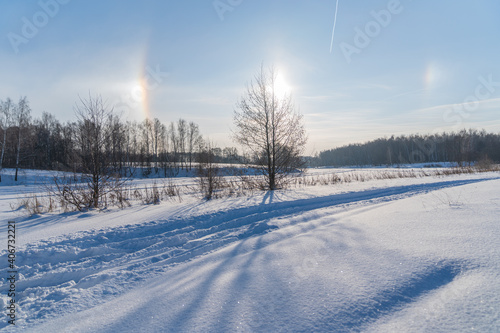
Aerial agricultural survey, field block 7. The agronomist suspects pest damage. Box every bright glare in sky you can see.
[274,71,291,98]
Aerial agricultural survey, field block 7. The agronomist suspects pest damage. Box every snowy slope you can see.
[1,171,499,332]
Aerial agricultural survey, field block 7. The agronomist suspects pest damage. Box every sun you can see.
[273,71,292,98]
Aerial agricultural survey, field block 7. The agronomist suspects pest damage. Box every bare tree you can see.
[125,121,139,176]
[169,121,180,175]
[38,112,58,170]
[72,94,117,209]
[177,119,187,170]
[233,65,307,190]
[14,97,32,181]
[158,121,170,177]
[141,118,153,175]
[0,98,14,182]
[152,118,163,173]
[187,121,201,170]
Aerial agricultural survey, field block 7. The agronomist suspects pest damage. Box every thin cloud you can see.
[411,97,500,115]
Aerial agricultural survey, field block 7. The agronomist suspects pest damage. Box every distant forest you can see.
[314,129,500,167]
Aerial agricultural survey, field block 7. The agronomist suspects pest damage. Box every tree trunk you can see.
[0,130,6,183]
[15,128,21,182]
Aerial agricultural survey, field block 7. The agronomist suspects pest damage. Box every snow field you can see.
[0,169,499,331]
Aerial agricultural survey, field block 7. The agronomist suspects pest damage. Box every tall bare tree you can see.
[158,121,170,177]
[38,112,58,170]
[187,121,201,170]
[233,65,307,190]
[14,97,31,181]
[141,118,153,171]
[177,119,187,170]
[169,121,179,174]
[152,118,163,173]
[0,98,14,182]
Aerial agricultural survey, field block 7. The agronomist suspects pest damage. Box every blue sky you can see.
[1,0,500,153]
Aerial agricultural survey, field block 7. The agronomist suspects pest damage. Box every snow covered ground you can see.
[1,168,499,332]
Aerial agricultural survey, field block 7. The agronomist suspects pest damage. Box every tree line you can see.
[0,96,241,183]
[314,129,500,167]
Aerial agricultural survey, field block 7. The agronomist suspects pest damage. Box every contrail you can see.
[329,0,340,53]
